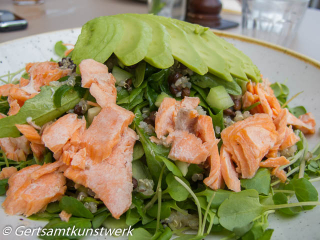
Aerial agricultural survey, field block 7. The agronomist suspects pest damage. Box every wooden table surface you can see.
[1,0,320,61]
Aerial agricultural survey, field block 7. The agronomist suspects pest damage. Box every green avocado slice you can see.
[170,19,233,82]
[210,34,261,82]
[113,14,153,66]
[129,14,174,69]
[201,30,248,81]
[71,16,124,65]
[150,15,208,75]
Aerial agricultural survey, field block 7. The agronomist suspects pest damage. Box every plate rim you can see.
[1,26,319,70]
[213,30,320,69]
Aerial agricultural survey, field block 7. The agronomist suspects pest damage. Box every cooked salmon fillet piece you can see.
[279,126,300,150]
[30,142,46,160]
[267,109,289,158]
[64,128,137,219]
[7,98,20,116]
[180,97,200,109]
[244,80,281,119]
[0,136,31,161]
[155,97,178,138]
[0,84,15,97]
[79,59,117,107]
[3,164,66,217]
[220,145,241,192]
[0,113,6,119]
[287,112,316,134]
[19,77,29,87]
[42,114,85,158]
[30,160,65,180]
[175,108,198,133]
[23,62,72,94]
[155,96,200,139]
[0,167,17,180]
[70,148,86,170]
[271,166,287,183]
[15,124,42,144]
[81,104,135,162]
[195,115,223,190]
[166,130,209,164]
[259,156,290,168]
[221,114,278,179]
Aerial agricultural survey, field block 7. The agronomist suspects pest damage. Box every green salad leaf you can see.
[59,196,94,219]
[241,168,271,195]
[54,41,67,58]
[0,86,82,138]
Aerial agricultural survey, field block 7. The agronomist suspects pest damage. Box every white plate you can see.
[0,29,320,240]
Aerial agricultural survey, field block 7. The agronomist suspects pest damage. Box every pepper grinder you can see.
[186,0,239,29]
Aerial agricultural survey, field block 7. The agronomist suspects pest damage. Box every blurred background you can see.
[0,0,320,60]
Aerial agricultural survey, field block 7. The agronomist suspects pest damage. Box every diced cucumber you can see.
[206,86,234,110]
[155,92,170,107]
[132,160,152,180]
[133,142,145,161]
[87,106,101,125]
[175,161,189,176]
[102,215,128,230]
[112,66,132,84]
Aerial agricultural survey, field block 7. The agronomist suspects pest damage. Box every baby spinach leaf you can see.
[284,178,318,210]
[156,156,183,177]
[270,82,289,103]
[54,41,68,58]
[190,73,242,96]
[126,208,141,226]
[92,211,110,228]
[28,212,60,221]
[147,200,186,219]
[164,173,190,201]
[0,86,81,138]
[136,127,169,182]
[145,85,158,111]
[156,227,173,240]
[117,87,130,102]
[133,141,145,161]
[133,61,146,88]
[117,87,143,105]
[173,235,204,240]
[257,229,274,240]
[196,189,231,209]
[242,215,269,240]
[185,164,205,181]
[147,69,171,95]
[129,228,152,240]
[241,168,271,195]
[40,217,91,239]
[290,106,307,118]
[218,189,265,231]
[53,85,73,108]
[0,179,8,196]
[132,195,154,225]
[272,193,301,215]
[0,96,9,115]
[46,202,61,213]
[59,196,94,219]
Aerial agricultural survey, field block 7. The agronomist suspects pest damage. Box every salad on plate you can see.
[0,13,319,240]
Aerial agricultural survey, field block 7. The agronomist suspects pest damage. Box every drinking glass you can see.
[242,0,309,47]
[148,0,187,20]
[13,0,44,5]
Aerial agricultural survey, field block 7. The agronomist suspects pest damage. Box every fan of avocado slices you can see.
[1,13,320,240]
[71,13,261,83]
